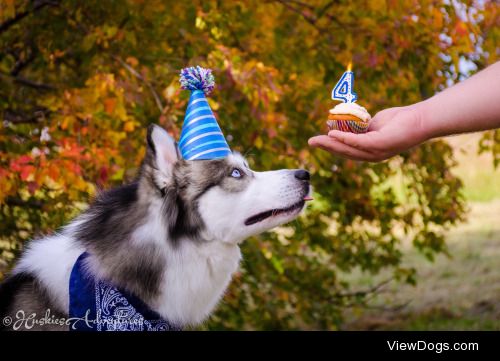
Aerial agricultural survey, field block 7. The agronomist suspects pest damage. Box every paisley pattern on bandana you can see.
[69,252,180,332]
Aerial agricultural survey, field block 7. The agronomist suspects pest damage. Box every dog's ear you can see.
[146,124,179,176]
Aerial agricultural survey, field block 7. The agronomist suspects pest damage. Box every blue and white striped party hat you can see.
[178,66,231,160]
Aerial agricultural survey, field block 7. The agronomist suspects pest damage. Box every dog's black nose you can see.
[294,169,310,181]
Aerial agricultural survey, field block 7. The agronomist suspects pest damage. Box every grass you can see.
[448,133,500,202]
[341,132,500,330]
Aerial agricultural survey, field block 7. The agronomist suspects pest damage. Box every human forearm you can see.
[420,61,500,139]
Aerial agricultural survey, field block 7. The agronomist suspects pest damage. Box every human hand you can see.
[308,103,431,162]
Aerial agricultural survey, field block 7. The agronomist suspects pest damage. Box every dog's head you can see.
[141,125,311,244]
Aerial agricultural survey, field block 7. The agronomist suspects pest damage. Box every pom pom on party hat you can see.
[178,66,231,160]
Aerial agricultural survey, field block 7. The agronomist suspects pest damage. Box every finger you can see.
[308,135,376,161]
[327,130,377,152]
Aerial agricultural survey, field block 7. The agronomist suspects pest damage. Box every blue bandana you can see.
[69,252,180,331]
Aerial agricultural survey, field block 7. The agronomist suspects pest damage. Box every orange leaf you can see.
[124,121,135,132]
[454,21,468,37]
[20,165,36,181]
[48,164,60,180]
[104,97,117,114]
[126,56,139,67]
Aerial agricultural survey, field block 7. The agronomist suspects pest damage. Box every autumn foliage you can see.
[0,0,498,329]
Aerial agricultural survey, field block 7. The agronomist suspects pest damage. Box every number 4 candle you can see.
[327,62,372,134]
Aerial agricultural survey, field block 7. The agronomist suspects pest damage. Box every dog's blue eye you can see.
[231,169,241,178]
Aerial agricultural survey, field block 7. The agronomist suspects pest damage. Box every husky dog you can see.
[0,125,311,330]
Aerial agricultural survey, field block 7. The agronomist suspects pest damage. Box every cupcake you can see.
[327,102,371,134]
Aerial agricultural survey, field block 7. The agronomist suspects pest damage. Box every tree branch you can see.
[113,56,164,113]
[274,0,349,30]
[4,197,44,209]
[317,0,338,18]
[10,49,37,76]
[330,278,394,300]
[0,0,60,34]
[274,0,318,26]
[0,71,56,91]
[286,0,315,11]
[3,108,50,124]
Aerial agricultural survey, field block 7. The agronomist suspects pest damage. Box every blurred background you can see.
[0,0,498,330]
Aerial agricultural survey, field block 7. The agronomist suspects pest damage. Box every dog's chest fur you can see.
[131,214,242,325]
[15,215,241,327]
[154,236,242,325]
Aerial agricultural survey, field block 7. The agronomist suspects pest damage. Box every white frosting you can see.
[329,102,371,122]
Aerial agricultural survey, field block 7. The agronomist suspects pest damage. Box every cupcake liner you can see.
[327,118,370,134]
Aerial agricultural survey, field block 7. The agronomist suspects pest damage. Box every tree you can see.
[0,0,498,329]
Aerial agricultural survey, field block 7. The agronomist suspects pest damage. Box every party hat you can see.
[178,66,231,160]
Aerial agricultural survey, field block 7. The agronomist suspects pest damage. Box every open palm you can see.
[308,105,429,162]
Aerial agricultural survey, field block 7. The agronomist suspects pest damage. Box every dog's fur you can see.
[0,125,310,330]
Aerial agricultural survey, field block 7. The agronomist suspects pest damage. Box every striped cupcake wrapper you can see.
[327,119,369,134]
